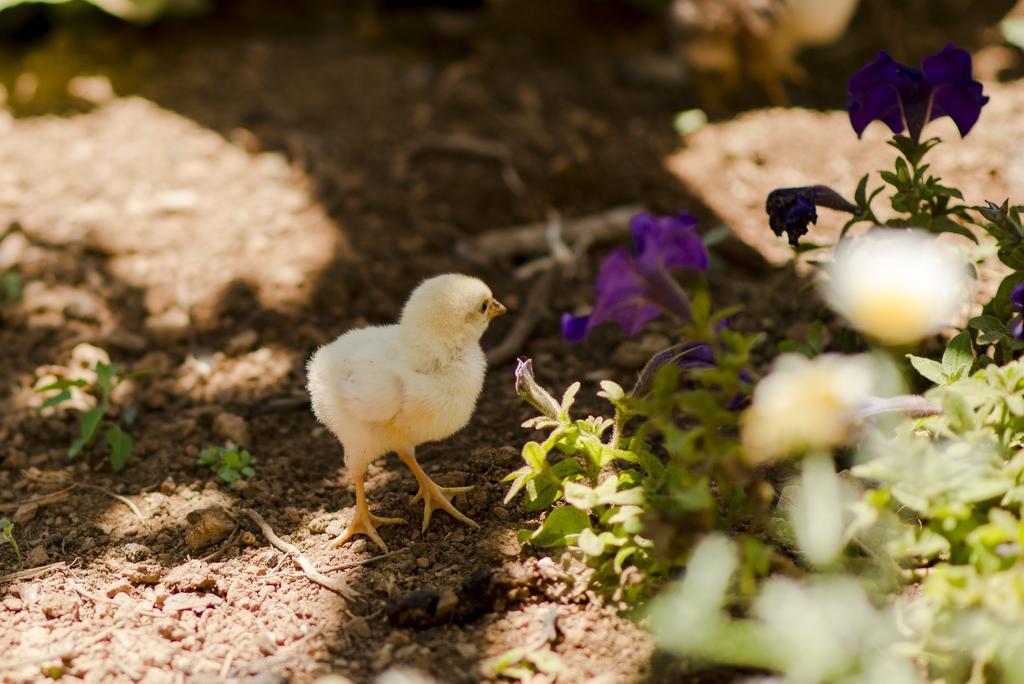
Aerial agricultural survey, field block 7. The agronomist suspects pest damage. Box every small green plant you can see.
[1,270,22,303]
[198,445,256,484]
[36,359,137,472]
[0,517,22,563]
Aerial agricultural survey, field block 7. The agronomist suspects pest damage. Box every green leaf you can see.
[522,441,548,472]
[35,378,88,393]
[70,405,105,457]
[563,482,599,510]
[559,382,580,418]
[105,424,133,472]
[942,331,974,381]
[908,355,946,385]
[577,527,606,556]
[37,389,72,413]
[529,506,590,548]
[597,380,625,402]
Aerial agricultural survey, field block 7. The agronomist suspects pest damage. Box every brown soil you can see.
[0,1,1020,683]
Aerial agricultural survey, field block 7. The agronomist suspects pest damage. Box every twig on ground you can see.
[72,482,145,522]
[402,133,526,196]
[241,508,356,598]
[314,547,410,574]
[247,394,309,415]
[0,561,66,585]
[458,204,642,265]
[21,474,145,522]
[0,486,75,512]
[199,529,239,564]
[487,266,558,367]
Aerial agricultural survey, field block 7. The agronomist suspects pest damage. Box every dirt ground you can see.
[0,1,1021,682]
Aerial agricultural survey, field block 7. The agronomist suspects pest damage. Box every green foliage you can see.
[35,358,138,472]
[842,136,976,241]
[907,330,974,386]
[506,297,765,598]
[1,270,22,303]
[197,445,256,484]
[0,517,21,563]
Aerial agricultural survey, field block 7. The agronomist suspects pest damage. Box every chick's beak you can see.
[486,297,507,320]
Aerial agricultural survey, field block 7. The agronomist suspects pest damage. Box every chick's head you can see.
[400,274,505,348]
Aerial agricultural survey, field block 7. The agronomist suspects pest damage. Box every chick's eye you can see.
[479,301,489,313]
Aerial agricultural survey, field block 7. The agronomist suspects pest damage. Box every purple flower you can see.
[847,43,988,143]
[562,212,709,341]
[1013,283,1024,311]
[766,186,858,246]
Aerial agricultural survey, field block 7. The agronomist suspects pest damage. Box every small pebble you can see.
[25,545,48,567]
[12,502,38,525]
[160,477,176,495]
[2,597,23,612]
[213,412,251,449]
[415,557,431,569]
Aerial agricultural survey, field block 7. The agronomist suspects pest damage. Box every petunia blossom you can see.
[847,43,988,143]
[562,212,709,341]
[766,185,858,246]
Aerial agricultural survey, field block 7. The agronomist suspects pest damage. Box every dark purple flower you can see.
[766,186,858,246]
[562,212,709,341]
[847,43,988,143]
[1012,283,1024,311]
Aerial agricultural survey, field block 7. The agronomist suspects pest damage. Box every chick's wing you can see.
[333,359,406,424]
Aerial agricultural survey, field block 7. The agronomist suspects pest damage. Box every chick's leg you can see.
[398,449,479,533]
[330,467,406,553]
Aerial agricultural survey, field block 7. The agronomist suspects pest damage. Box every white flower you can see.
[823,230,968,346]
[741,353,875,463]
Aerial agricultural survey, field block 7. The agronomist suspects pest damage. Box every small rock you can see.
[225,329,259,356]
[159,477,176,495]
[123,542,152,562]
[13,502,38,525]
[105,327,147,353]
[350,538,368,554]
[2,597,23,612]
[213,413,251,449]
[346,617,371,639]
[39,592,76,619]
[161,592,223,615]
[104,580,133,598]
[455,642,478,659]
[163,560,218,593]
[145,308,191,343]
[125,563,163,585]
[0,231,28,271]
[386,631,411,647]
[26,545,48,567]
[183,506,236,552]
[415,557,431,570]
[240,531,257,546]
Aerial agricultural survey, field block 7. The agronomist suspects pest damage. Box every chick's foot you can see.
[330,505,406,553]
[411,479,478,533]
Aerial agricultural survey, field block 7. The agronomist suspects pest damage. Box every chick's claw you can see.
[330,507,406,553]
[413,480,479,534]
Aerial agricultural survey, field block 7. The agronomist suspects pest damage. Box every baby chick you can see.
[307,274,506,552]
[671,0,862,106]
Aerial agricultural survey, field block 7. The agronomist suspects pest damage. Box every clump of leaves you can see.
[0,517,21,563]
[485,608,565,681]
[36,359,138,472]
[198,445,256,484]
[508,297,768,599]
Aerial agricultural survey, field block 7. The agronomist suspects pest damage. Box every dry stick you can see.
[0,486,75,512]
[314,547,410,574]
[403,133,526,197]
[458,204,642,265]
[0,560,66,585]
[240,508,356,599]
[72,482,145,522]
[22,474,145,522]
[486,266,558,367]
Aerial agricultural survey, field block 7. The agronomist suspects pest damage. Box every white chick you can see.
[307,274,506,552]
